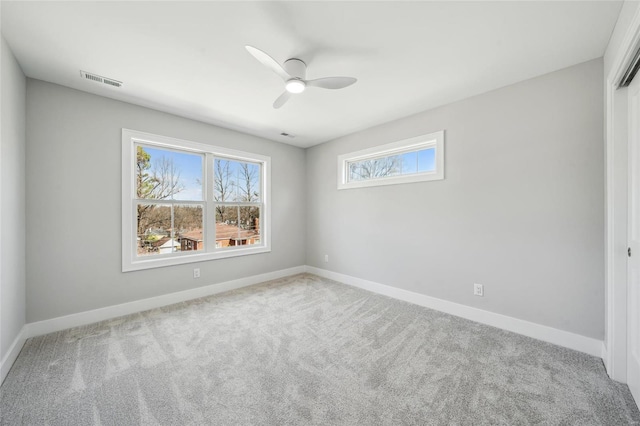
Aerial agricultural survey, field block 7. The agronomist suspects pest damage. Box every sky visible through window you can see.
[142,146,261,202]
[402,147,436,174]
[144,146,203,201]
[214,159,261,202]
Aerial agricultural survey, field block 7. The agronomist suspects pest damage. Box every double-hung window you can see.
[122,129,270,271]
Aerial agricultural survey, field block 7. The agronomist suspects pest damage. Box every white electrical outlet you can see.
[474,283,484,297]
[193,268,200,279]
[324,254,329,263]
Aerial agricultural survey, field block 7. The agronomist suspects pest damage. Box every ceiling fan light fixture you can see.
[285,79,306,94]
[245,46,356,108]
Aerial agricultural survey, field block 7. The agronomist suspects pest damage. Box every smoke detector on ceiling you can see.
[80,70,122,88]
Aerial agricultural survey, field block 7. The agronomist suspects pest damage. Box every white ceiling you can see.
[1,1,623,148]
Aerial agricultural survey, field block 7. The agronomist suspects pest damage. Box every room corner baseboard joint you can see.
[1,325,27,385]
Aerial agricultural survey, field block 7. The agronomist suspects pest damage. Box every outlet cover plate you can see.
[474,283,483,297]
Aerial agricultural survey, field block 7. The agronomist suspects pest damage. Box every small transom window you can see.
[337,131,444,189]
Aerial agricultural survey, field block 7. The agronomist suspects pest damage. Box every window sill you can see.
[123,245,271,272]
[337,170,443,190]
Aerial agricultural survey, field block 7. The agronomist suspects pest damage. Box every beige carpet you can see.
[1,273,639,425]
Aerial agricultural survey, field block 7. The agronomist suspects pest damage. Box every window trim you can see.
[337,130,445,190]
[122,129,271,272]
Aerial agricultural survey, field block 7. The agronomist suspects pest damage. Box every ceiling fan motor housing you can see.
[284,58,306,79]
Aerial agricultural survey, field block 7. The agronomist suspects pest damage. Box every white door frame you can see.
[627,71,640,404]
[605,8,640,382]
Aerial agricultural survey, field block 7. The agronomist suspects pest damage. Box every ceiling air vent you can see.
[80,71,122,88]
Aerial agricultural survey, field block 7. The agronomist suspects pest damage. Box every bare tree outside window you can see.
[214,159,260,227]
[136,146,185,236]
[349,155,402,181]
[174,205,203,233]
[237,162,260,231]
[237,162,260,202]
[214,159,232,223]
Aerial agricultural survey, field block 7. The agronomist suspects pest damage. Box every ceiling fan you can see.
[245,46,357,109]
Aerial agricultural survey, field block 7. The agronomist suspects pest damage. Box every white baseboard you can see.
[1,325,27,385]
[26,266,305,339]
[3,264,604,385]
[306,266,604,358]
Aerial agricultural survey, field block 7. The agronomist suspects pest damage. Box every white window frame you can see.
[337,130,445,190]
[122,129,271,272]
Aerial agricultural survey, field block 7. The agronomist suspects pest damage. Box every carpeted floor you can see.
[1,273,639,425]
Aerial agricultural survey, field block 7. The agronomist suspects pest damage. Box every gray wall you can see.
[25,80,306,323]
[1,36,26,360]
[306,59,605,340]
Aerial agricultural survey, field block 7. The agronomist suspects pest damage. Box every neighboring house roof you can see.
[149,237,169,248]
[179,224,258,242]
[181,230,203,242]
[159,238,180,248]
[215,223,258,241]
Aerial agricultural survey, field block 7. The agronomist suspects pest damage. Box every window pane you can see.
[214,205,260,248]
[401,151,418,174]
[349,162,363,181]
[348,155,402,181]
[136,204,174,256]
[175,205,204,252]
[239,206,261,246]
[215,158,261,203]
[214,159,233,203]
[136,145,203,201]
[235,162,261,202]
[418,147,436,172]
[216,205,239,249]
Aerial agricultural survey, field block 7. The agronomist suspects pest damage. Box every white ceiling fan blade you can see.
[306,76,357,90]
[245,46,290,81]
[273,91,291,109]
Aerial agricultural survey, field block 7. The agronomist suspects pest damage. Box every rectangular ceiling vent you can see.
[80,71,122,88]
